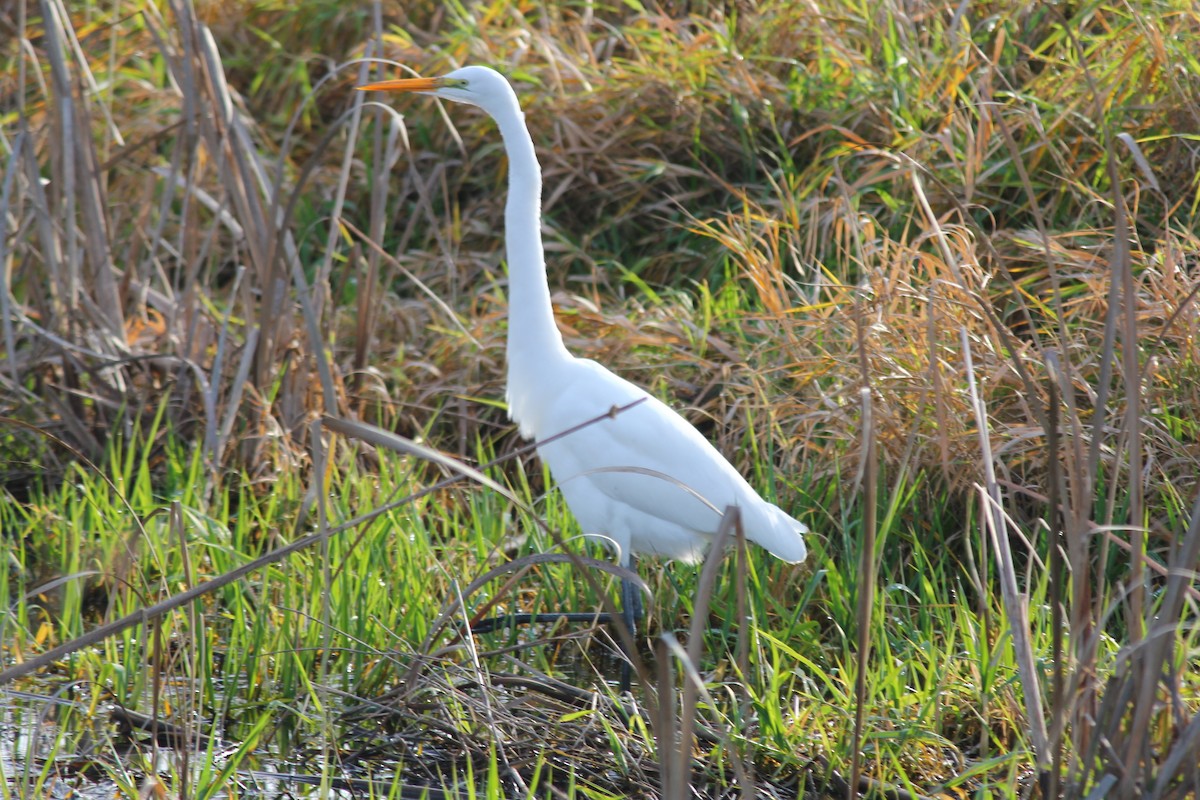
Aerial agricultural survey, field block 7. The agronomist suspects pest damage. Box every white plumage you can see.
[359,65,808,571]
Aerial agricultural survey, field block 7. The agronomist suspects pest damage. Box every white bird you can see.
[358,66,808,646]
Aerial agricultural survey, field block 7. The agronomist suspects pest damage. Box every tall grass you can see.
[2,0,1200,797]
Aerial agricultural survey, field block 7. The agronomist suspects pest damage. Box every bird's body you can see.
[359,65,807,572]
[513,353,807,564]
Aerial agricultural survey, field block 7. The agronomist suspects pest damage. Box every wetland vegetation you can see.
[2,0,1200,797]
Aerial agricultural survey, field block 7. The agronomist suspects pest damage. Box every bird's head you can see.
[357,65,517,116]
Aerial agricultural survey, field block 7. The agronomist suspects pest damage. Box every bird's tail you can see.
[740,502,808,563]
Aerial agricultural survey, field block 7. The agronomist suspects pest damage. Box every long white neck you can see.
[492,99,570,392]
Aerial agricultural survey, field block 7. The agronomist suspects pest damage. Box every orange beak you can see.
[357,76,441,93]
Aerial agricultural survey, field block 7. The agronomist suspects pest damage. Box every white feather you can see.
[363,65,809,569]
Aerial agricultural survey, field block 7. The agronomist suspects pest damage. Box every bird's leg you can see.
[618,554,642,693]
[620,560,643,637]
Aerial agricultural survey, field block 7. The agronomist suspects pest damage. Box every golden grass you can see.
[6,0,1194,491]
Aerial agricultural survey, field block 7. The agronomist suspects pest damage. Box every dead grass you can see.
[8,0,1196,497]
[4,0,1200,795]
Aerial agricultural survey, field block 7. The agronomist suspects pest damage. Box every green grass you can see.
[3,426,1049,797]
[4,0,1200,796]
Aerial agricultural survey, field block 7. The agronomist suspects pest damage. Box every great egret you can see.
[358,66,808,667]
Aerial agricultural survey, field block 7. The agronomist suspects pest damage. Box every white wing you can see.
[525,358,806,562]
